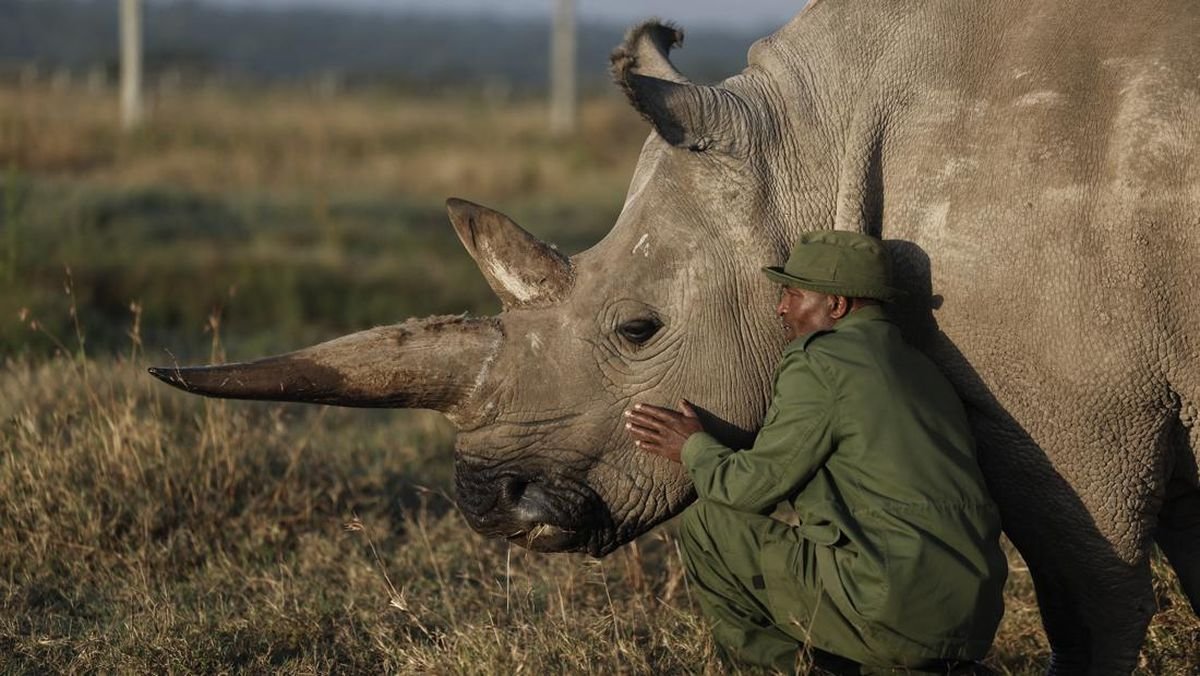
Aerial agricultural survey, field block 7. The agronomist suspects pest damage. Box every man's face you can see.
[776,286,837,341]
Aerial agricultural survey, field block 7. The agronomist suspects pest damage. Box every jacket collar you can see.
[833,303,890,329]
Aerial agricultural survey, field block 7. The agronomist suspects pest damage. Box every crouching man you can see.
[626,231,1007,674]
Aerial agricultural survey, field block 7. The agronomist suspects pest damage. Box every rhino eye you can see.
[617,317,662,345]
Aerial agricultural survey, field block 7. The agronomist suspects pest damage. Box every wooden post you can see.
[549,0,577,137]
[120,0,144,131]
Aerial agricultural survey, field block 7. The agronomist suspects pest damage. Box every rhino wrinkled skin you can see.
[150,1,1200,673]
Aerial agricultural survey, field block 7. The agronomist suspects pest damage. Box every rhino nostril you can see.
[502,476,529,505]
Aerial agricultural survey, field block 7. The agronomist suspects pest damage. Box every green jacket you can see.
[681,305,1007,666]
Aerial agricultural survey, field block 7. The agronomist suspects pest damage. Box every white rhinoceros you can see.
[150,1,1200,672]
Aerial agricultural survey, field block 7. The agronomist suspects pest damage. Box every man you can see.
[625,231,1007,674]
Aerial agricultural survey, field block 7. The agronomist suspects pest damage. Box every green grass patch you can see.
[0,178,621,360]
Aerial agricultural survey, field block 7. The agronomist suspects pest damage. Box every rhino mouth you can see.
[455,465,615,556]
[505,522,584,553]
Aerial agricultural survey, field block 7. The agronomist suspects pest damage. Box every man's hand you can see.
[625,400,704,464]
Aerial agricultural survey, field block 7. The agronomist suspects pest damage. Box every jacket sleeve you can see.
[681,350,836,513]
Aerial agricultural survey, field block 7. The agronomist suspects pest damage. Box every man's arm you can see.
[627,351,836,513]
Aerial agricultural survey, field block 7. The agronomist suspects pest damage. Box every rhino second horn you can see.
[147,315,502,423]
[610,21,689,85]
[611,20,753,153]
[445,198,574,309]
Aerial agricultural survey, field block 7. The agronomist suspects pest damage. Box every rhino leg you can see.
[1153,418,1200,616]
[1155,486,1200,616]
[1025,558,1154,676]
[1009,498,1155,675]
[971,410,1158,675]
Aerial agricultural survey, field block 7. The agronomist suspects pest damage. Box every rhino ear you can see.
[445,198,574,309]
[611,21,752,154]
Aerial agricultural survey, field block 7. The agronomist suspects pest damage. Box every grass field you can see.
[2,82,1198,673]
[0,83,644,357]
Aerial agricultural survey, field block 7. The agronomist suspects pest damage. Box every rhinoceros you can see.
[149,1,1200,672]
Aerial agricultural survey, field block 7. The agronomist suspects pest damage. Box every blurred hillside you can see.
[1,0,769,91]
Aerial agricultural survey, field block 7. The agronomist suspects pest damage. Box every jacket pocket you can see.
[759,535,820,640]
[818,531,889,623]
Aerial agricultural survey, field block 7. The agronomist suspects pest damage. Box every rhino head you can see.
[150,23,818,556]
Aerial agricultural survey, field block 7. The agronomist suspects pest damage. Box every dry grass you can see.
[1,350,1197,674]
[0,354,724,673]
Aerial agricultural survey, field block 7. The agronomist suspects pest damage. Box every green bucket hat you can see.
[761,230,904,302]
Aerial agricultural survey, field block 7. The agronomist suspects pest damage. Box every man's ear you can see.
[830,295,851,319]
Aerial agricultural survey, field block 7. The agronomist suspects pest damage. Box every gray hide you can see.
[151,1,1200,673]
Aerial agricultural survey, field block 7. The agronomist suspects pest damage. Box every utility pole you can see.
[120,0,144,131]
[549,0,577,137]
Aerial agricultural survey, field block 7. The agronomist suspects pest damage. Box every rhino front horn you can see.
[147,315,501,424]
[446,198,574,309]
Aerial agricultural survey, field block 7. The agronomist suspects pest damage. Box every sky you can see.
[199,0,807,30]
